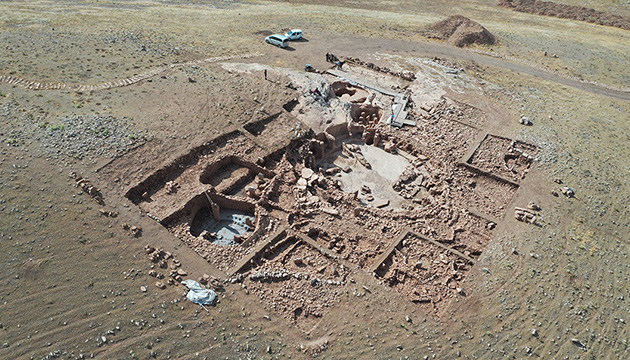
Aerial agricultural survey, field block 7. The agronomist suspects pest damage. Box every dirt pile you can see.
[499,0,630,30]
[429,15,496,47]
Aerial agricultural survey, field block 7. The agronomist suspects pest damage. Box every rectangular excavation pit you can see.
[199,155,275,195]
[202,160,249,190]
[161,190,270,272]
[235,232,348,333]
[130,151,274,223]
[406,209,495,262]
[464,134,538,184]
[373,231,474,314]
[398,101,481,165]
[448,211,494,259]
[441,97,488,129]
[452,167,520,220]
[287,215,393,269]
[125,130,247,205]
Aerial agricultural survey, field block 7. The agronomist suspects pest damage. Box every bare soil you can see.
[428,15,497,47]
[1,1,630,359]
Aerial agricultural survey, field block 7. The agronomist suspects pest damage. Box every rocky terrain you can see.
[1,0,630,359]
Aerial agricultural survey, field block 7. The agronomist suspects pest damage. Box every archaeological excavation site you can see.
[4,0,630,357]
[106,55,539,332]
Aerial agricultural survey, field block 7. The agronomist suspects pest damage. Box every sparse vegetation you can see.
[0,1,629,359]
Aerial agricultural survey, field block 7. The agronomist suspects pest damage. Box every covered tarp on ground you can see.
[182,280,217,306]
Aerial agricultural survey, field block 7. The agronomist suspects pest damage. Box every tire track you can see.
[0,52,263,92]
[324,36,630,101]
[470,49,630,94]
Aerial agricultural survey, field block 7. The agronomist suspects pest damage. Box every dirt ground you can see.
[2,0,630,359]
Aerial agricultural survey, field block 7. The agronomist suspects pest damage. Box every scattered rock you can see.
[527,201,540,210]
[130,225,142,237]
[515,207,537,224]
[73,175,103,204]
[571,338,586,349]
[560,187,575,197]
[165,181,179,194]
[519,115,533,125]
[321,207,339,216]
[99,208,118,217]
[301,168,314,179]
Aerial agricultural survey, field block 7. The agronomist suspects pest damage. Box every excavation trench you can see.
[117,65,539,324]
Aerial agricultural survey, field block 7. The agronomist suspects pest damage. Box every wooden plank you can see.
[409,231,476,264]
[390,95,409,127]
[458,162,520,188]
[370,229,476,275]
[293,232,341,261]
[226,227,287,276]
[459,132,489,165]
[467,208,501,226]
[368,229,411,273]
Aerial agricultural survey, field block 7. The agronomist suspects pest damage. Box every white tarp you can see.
[182,280,216,306]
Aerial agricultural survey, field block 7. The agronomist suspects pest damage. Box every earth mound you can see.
[429,15,496,47]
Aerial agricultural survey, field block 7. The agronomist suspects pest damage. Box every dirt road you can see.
[2,32,627,102]
[281,34,630,101]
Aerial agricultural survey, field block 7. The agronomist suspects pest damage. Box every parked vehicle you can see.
[265,34,289,48]
[284,29,303,40]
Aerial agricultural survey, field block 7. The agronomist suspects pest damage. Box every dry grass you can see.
[1,1,630,359]
[1,0,626,87]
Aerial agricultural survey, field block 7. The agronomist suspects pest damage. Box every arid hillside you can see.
[1,1,630,359]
